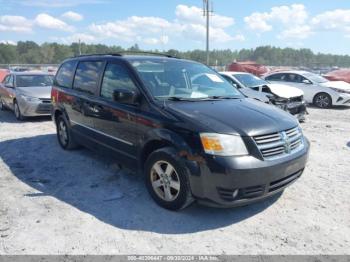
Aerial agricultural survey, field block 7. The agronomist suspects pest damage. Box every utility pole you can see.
[203,0,213,65]
[78,39,82,55]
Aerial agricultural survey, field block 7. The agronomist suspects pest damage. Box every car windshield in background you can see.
[233,73,267,88]
[130,59,243,100]
[16,75,53,87]
[303,72,328,83]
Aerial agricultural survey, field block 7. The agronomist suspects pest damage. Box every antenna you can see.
[203,0,214,66]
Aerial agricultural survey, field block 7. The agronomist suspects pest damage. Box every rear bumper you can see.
[188,139,310,207]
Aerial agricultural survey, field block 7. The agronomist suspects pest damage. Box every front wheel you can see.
[144,147,194,210]
[14,101,25,120]
[0,97,5,111]
[313,93,332,108]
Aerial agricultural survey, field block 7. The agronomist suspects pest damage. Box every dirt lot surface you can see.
[0,107,349,255]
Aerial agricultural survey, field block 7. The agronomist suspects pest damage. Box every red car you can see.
[0,69,10,82]
[324,69,350,84]
[227,61,269,77]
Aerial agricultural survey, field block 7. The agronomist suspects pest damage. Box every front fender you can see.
[139,128,203,177]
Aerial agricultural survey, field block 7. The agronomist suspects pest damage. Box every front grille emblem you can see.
[281,131,291,154]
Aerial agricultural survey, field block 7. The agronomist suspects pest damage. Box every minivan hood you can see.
[166,98,298,137]
[16,86,52,99]
[268,83,304,98]
[320,81,350,91]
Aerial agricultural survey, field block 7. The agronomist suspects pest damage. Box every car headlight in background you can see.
[200,133,248,156]
[19,94,41,102]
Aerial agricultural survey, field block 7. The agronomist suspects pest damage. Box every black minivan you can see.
[51,53,309,210]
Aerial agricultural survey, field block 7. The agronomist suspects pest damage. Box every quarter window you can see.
[55,60,77,88]
[100,63,137,100]
[73,61,104,95]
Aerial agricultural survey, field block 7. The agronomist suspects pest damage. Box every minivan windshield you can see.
[130,59,243,100]
[233,73,267,88]
[16,75,54,88]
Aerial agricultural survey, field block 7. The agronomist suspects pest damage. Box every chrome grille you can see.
[253,127,304,160]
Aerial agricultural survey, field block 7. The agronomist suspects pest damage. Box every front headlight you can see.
[332,88,350,94]
[19,94,41,102]
[200,133,248,156]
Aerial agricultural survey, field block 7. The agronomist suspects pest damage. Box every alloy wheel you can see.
[315,94,331,108]
[150,160,181,202]
[58,120,68,146]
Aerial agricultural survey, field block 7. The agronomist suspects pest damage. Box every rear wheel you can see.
[14,101,24,120]
[144,147,194,210]
[313,93,332,108]
[56,114,79,150]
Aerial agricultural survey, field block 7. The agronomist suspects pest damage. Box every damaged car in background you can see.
[220,72,307,122]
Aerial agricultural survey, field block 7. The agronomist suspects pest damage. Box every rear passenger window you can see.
[73,61,104,95]
[100,63,137,100]
[55,60,77,88]
[266,73,284,81]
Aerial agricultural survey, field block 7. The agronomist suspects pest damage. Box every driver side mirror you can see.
[302,79,312,84]
[113,89,139,105]
[5,83,14,88]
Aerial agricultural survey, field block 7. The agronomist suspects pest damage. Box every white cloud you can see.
[311,9,350,32]
[279,25,313,39]
[87,4,238,46]
[35,13,74,32]
[58,33,96,44]
[89,16,171,43]
[232,34,245,42]
[19,0,107,8]
[244,12,272,32]
[0,40,17,45]
[175,5,234,28]
[62,11,83,22]
[244,4,308,34]
[0,15,32,32]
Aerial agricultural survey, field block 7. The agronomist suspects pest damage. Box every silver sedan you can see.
[0,72,53,120]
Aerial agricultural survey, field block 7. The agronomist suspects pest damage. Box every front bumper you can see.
[188,139,310,207]
[17,97,52,116]
[333,93,350,106]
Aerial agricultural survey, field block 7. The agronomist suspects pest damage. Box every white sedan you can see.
[263,70,350,108]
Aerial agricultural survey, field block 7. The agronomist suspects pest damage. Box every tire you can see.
[0,97,5,111]
[144,147,194,210]
[313,93,332,108]
[14,101,25,120]
[56,114,79,150]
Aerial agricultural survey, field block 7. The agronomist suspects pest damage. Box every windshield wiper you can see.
[166,97,197,101]
[206,96,241,100]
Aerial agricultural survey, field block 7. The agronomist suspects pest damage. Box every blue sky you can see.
[0,0,350,54]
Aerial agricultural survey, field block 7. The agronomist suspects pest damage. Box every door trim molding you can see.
[70,120,134,146]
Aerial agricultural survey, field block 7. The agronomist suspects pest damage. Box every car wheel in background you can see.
[56,114,79,150]
[313,93,332,108]
[0,97,5,111]
[14,101,25,120]
[144,147,194,210]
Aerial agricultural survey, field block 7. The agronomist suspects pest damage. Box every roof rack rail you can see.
[74,51,177,58]
[74,53,122,58]
[117,51,177,58]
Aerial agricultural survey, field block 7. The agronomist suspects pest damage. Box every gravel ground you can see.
[0,107,349,255]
